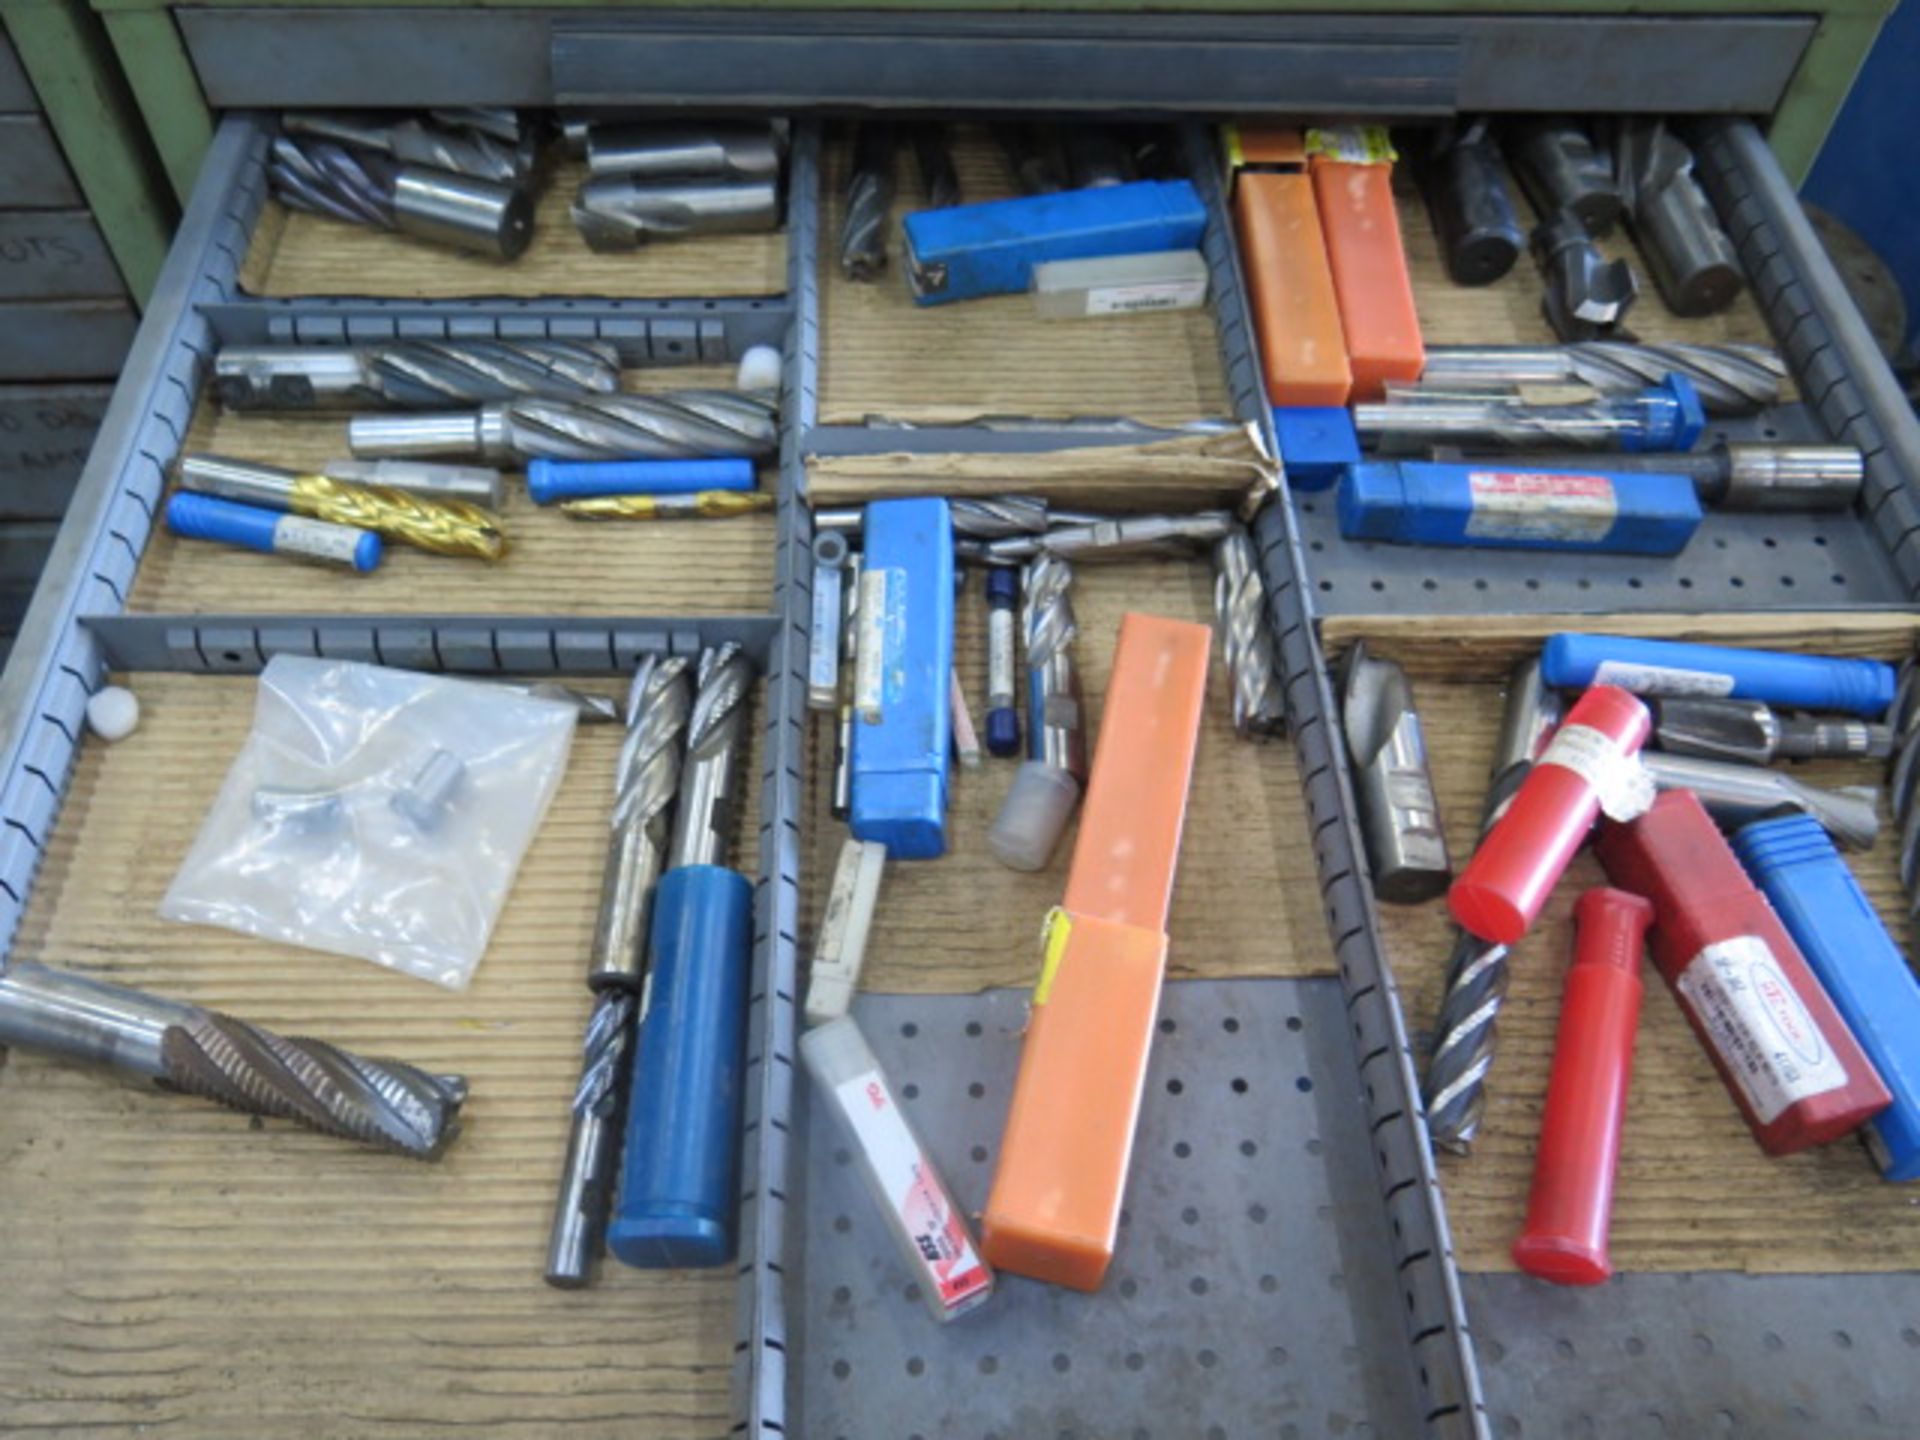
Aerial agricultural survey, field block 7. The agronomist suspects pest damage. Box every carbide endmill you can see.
[215,339,620,411]
[545,989,635,1287]
[268,135,532,260]
[589,655,693,991]
[839,123,895,282]
[1420,342,1785,417]
[1211,528,1285,740]
[178,454,506,561]
[1422,658,1561,1154]
[912,125,962,210]
[560,492,775,520]
[675,643,754,869]
[0,961,465,1156]
[1651,696,1890,764]
[347,391,779,464]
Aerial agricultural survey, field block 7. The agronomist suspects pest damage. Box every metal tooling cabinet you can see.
[0,29,1918,1440]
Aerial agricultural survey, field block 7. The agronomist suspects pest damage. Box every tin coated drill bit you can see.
[560,491,775,521]
[590,655,693,991]
[1422,658,1561,1155]
[546,989,635,1287]
[1210,528,1285,740]
[840,123,895,282]
[0,961,465,1157]
[215,339,621,411]
[178,454,506,561]
[347,392,780,464]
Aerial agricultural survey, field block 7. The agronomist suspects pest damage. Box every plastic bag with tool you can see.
[161,656,577,988]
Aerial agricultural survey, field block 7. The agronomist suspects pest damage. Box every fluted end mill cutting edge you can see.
[840,125,895,282]
[1421,933,1510,1154]
[270,136,394,229]
[498,392,779,462]
[1566,340,1782,415]
[1023,554,1077,666]
[1211,530,1285,740]
[371,339,621,406]
[303,475,507,561]
[686,642,754,762]
[950,495,1050,538]
[571,991,636,1116]
[159,1013,464,1157]
[611,655,693,834]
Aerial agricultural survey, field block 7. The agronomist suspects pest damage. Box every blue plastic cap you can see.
[850,770,950,859]
[1335,462,1404,541]
[351,531,384,572]
[985,707,1021,757]
[986,565,1020,606]
[606,1207,732,1269]
[1272,406,1362,492]
[1623,374,1707,453]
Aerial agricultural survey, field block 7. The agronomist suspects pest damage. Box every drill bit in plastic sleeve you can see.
[160,657,577,988]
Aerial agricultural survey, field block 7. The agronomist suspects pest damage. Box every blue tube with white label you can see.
[1337,461,1701,553]
[166,491,382,572]
[1542,634,1895,717]
[902,180,1207,305]
[526,457,756,504]
[1733,815,1920,1181]
[850,497,955,858]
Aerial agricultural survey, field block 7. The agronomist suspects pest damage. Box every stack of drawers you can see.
[0,22,138,651]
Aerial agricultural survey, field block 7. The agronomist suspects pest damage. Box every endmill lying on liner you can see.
[1422,658,1559,1154]
[1210,528,1285,740]
[547,655,693,1288]
[267,135,534,261]
[1418,341,1785,416]
[178,454,507,561]
[281,111,539,187]
[348,392,780,464]
[0,961,466,1157]
[214,339,621,411]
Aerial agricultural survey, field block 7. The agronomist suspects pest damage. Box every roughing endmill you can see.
[177,454,506,561]
[0,961,466,1156]
[1210,528,1285,740]
[347,391,779,464]
[1422,657,1561,1154]
[268,135,533,261]
[214,339,620,411]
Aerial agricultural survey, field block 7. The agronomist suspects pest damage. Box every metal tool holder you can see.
[0,98,1916,1440]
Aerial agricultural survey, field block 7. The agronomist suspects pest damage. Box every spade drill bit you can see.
[589,656,694,991]
[268,135,534,260]
[1651,697,1890,764]
[1210,528,1285,740]
[1420,342,1786,417]
[215,340,621,411]
[347,391,780,464]
[840,123,896,281]
[0,961,465,1156]
[179,454,506,561]
[1423,658,1561,1154]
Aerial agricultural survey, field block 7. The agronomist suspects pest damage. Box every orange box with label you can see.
[1309,129,1425,401]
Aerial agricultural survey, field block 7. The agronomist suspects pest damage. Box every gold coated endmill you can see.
[560,492,775,521]
[178,453,508,561]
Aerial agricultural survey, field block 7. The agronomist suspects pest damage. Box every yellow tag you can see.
[1031,908,1072,1008]
[1305,125,1397,166]
[1222,124,1246,172]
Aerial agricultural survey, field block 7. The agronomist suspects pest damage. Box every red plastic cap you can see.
[1572,888,1654,976]
[1512,1233,1612,1286]
[1447,883,1529,947]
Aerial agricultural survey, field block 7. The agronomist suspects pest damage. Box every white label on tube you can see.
[835,1070,993,1313]
[1592,659,1735,697]
[272,514,366,566]
[988,607,1016,707]
[1084,279,1208,316]
[1537,722,1654,821]
[1675,936,1847,1124]
[854,569,890,723]
[1463,471,1618,543]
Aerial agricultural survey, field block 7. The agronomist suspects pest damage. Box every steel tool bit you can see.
[0,961,465,1155]
[1615,121,1742,318]
[911,125,962,209]
[282,111,536,187]
[1507,119,1622,235]
[1418,118,1524,287]
[675,643,754,868]
[348,391,779,464]
[1422,658,1561,1154]
[1652,697,1889,764]
[178,454,506,561]
[1642,751,1879,850]
[1531,210,1637,343]
[1339,641,1451,903]
[571,177,779,250]
[1210,528,1285,740]
[584,123,781,182]
[560,492,775,520]
[215,339,620,411]
[983,510,1235,563]
[839,123,895,282]
[1420,342,1786,417]
[268,135,533,260]
[1025,552,1087,780]
[1430,441,1862,512]
[545,989,635,1287]
[590,656,694,991]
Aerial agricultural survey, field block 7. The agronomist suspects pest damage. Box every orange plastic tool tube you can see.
[1311,156,1425,401]
[1234,170,1352,408]
[982,613,1212,1292]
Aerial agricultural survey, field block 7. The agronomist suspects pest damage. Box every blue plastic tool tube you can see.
[1542,633,1895,718]
[1337,461,1701,554]
[526,457,756,504]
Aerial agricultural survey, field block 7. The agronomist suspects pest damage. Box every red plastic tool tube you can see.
[1513,887,1652,1286]
[1450,684,1651,944]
